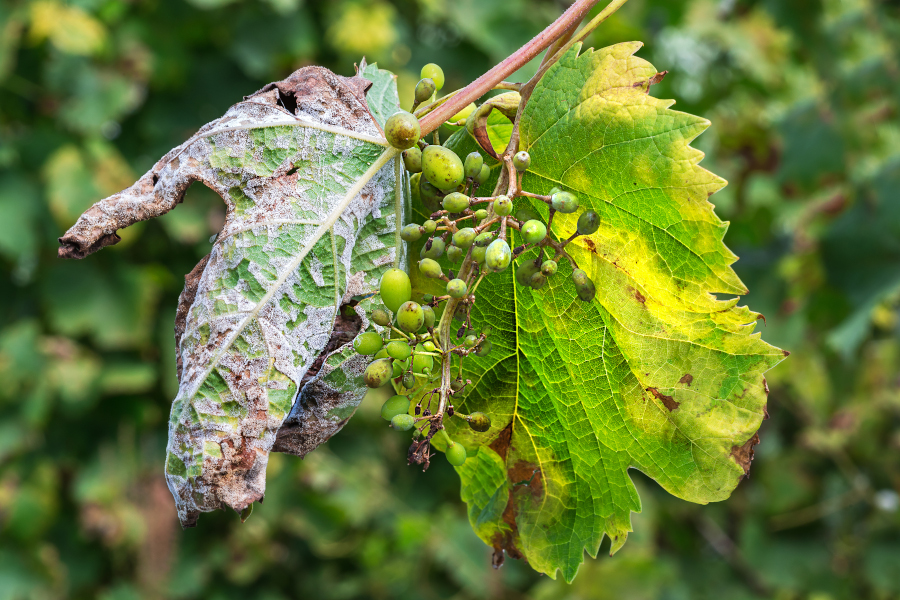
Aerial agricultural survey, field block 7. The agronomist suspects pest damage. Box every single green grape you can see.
[474,339,492,357]
[515,208,540,223]
[467,412,491,432]
[423,219,437,234]
[381,394,410,421]
[421,238,446,260]
[400,224,423,242]
[392,358,409,378]
[572,269,596,302]
[396,301,425,333]
[493,195,513,216]
[471,245,486,264]
[370,307,391,327]
[385,111,420,150]
[403,147,422,173]
[380,268,411,313]
[485,239,512,272]
[474,231,494,247]
[474,208,488,221]
[577,210,600,235]
[374,348,389,360]
[402,372,416,389]
[512,151,531,172]
[451,102,476,122]
[540,260,558,277]
[422,145,464,191]
[415,78,436,104]
[419,177,445,212]
[450,378,464,392]
[446,245,463,263]
[410,172,421,204]
[551,191,579,213]
[549,186,562,196]
[464,334,478,348]
[446,441,467,466]
[412,352,433,374]
[447,279,468,298]
[515,260,540,286]
[529,272,547,289]
[418,258,443,279]
[452,227,476,249]
[420,63,445,90]
[423,341,437,352]
[475,164,490,186]
[364,358,393,388]
[423,294,434,303]
[353,332,383,355]
[464,152,484,179]
[421,305,436,330]
[391,414,415,431]
[442,192,469,213]
[521,220,547,244]
[386,340,412,361]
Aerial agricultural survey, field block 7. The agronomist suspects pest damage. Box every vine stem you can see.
[418,0,605,136]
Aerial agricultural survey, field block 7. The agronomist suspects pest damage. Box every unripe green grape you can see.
[529,272,547,289]
[396,301,425,333]
[418,258,443,279]
[467,412,491,432]
[442,192,469,213]
[421,305,436,330]
[577,210,600,236]
[485,239,512,272]
[423,341,437,352]
[540,260,558,277]
[370,307,391,327]
[385,111,420,150]
[419,177,445,212]
[423,294,434,303]
[374,348,389,360]
[475,231,494,247]
[353,332,383,355]
[464,335,478,348]
[493,195,513,216]
[549,187,562,196]
[364,358,393,388]
[446,441,467,466]
[391,413,415,431]
[471,245,486,264]
[403,147,423,173]
[381,394,410,420]
[515,260,540,286]
[412,352,433,374]
[474,339,492,357]
[402,372,416,389]
[380,268,411,313]
[386,340,412,361]
[420,237,445,260]
[410,172,421,204]
[464,152,484,179]
[415,78,435,104]
[420,63,445,91]
[572,269,596,302]
[475,164,490,185]
[447,279,468,298]
[400,224,423,242]
[452,228,476,249]
[451,102,476,122]
[392,357,409,378]
[521,220,547,244]
[422,145,464,191]
[423,219,437,234]
[446,245,463,263]
[513,151,531,172]
[474,209,488,221]
[515,208,540,223]
[551,191,579,213]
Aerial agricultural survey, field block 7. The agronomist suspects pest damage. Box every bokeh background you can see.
[2,0,900,598]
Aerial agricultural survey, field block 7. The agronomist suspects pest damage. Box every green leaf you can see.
[447,42,787,581]
[359,58,400,130]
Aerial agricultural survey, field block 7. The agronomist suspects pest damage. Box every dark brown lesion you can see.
[647,386,680,411]
[730,432,760,480]
[174,254,210,381]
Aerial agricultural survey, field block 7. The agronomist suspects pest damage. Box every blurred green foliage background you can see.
[1,0,899,598]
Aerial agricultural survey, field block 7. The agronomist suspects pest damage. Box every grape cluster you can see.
[360,62,601,470]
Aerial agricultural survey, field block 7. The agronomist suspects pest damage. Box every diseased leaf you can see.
[444,43,787,581]
[58,65,404,527]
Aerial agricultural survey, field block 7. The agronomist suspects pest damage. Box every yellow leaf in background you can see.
[327,2,397,59]
[30,1,106,56]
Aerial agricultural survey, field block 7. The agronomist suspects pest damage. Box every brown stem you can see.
[418,0,604,135]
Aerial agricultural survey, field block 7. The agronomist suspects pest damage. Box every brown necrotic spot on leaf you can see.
[488,422,513,461]
[679,373,694,386]
[174,254,210,381]
[730,433,760,480]
[647,387,680,411]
